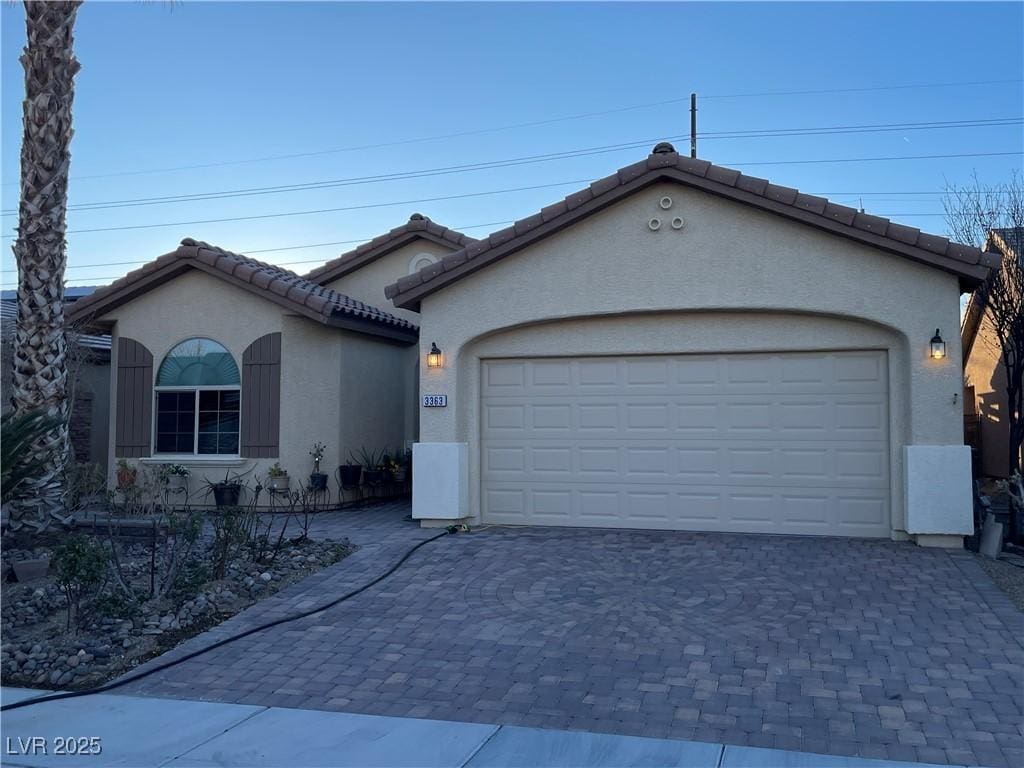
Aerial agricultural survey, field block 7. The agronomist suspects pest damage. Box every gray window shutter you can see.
[241,332,281,458]
[115,337,153,457]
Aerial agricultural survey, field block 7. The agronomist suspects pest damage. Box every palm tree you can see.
[9,1,82,529]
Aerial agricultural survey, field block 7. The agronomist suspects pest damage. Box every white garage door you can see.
[481,351,890,537]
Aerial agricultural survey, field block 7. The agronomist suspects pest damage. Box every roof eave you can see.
[325,311,418,344]
[66,250,417,341]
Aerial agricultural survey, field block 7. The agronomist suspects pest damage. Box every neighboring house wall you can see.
[2,308,110,471]
[965,310,1011,478]
[72,355,111,471]
[323,240,454,325]
[100,270,411,500]
[415,182,965,538]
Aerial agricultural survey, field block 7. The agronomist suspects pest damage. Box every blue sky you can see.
[1,1,1022,290]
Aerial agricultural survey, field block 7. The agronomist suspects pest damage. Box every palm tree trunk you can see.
[9,0,82,528]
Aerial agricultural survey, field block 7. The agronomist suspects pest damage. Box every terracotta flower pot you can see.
[116,468,137,490]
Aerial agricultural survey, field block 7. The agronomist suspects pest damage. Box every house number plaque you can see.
[422,394,448,407]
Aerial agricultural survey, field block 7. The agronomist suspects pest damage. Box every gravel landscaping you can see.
[1,514,352,691]
[975,553,1024,612]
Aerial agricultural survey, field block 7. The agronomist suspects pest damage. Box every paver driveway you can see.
[124,502,1023,767]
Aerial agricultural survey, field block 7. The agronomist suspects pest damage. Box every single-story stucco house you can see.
[386,142,1002,547]
[65,216,472,494]
[69,143,1002,546]
[962,226,1022,480]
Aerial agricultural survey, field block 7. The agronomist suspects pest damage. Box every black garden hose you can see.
[1,528,457,712]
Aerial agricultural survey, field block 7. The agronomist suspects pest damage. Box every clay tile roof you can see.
[304,214,475,285]
[67,238,418,343]
[961,227,1016,359]
[386,143,993,310]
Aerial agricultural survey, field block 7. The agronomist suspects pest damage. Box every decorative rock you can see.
[259,572,272,582]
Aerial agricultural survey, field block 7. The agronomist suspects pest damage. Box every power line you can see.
[3,77,1019,186]
[0,220,518,274]
[4,117,1017,216]
[5,137,687,215]
[700,78,1024,100]
[0,188,977,274]
[0,205,972,278]
[0,179,598,239]
[0,208,953,286]
[1,149,1018,240]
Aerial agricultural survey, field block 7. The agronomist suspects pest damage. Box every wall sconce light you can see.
[427,342,443,369]
[930,329,946,360]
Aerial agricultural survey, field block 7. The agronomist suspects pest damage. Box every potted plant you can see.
[115,459,137,490]
[355,447,385,486]
[267,462,290,492]
[309,442,328,491]
[338,453,362,488]
[386,450,407,483]
[163,463,190,491]
[392,448,410,484]
[203,467,251,509]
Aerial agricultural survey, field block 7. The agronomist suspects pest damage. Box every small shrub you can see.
[93,590,139,620]
[170,562,210,600]
[54,535,109,631]
[210,506,249,579]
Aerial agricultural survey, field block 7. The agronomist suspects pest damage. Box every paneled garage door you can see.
[481,351,890,537]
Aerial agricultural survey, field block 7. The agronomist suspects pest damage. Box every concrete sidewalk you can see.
[2,688,967,768]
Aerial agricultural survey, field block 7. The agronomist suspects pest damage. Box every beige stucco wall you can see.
[323,240,455,325]
[101,269,415,503]
[338,330,419,464]
[415,181,966,535]
[965,311,1011,478]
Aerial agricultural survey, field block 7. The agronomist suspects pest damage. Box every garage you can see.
[480,351,890,537]
[389,146,993,543]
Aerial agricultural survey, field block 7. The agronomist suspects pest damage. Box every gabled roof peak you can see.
[67,238,418,343]
[385,147,999,310]
[305,215,474,285]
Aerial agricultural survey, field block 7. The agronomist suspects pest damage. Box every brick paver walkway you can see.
[122,501,1023,767]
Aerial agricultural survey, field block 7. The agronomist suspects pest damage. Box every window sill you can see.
[140,457,248,467]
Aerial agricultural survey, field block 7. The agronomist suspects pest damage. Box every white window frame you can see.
[152,384,242,459]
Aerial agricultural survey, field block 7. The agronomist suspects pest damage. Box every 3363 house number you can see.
[422,394,448,407]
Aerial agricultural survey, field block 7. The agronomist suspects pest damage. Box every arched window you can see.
[154,338,240,455]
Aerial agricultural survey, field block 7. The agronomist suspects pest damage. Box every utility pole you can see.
[690,93,697,158]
